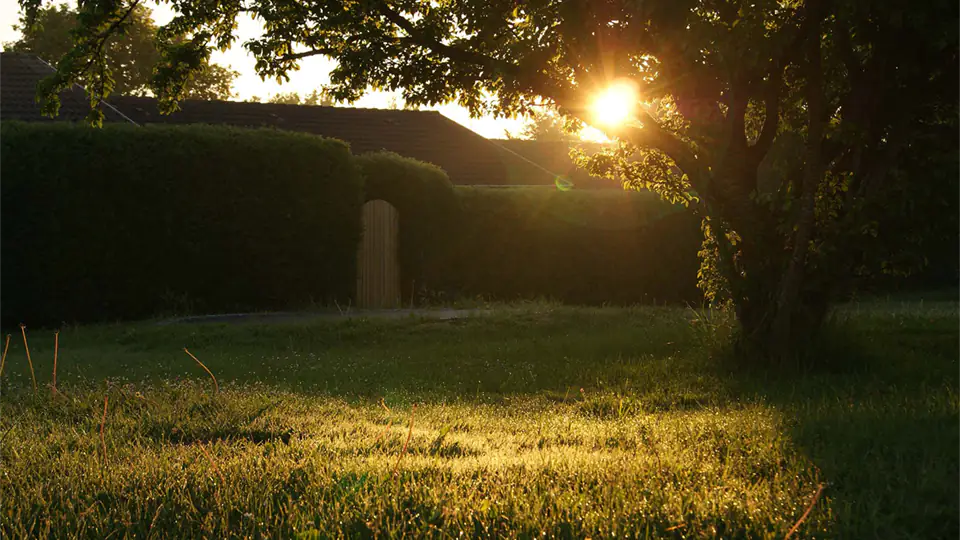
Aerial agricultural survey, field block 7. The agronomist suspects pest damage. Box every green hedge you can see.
[421,187,704,305]
[356,151,460,303]
[1,122,362,326]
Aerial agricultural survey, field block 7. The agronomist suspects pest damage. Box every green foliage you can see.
[425,188,702,305]
[0,121,362,326]
[356,152,460,304]
[265,90,334,106]
[515,109,579,141]
[697,219,733,306]
[7,3,237,101]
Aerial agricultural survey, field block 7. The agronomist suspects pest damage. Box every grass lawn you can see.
[1,301,957,538]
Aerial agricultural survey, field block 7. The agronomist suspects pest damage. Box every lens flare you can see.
[555,176,574,191]
[590,81,637,126]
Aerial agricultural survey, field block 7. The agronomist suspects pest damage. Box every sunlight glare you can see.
[590,81,637,127]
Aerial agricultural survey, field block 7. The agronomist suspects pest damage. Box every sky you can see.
[0,0,545,139]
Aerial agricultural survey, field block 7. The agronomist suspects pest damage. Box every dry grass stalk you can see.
[51,330,60,394]
[100,395,109,464]
[784,483,825,539]
[184,348,219,394]
[199,443,227,485]
[373,398,395,445]
[147,503,165,537]
[0,334,10,377]
[78,501,100,519]
[373,420,394,446]
[392,404,416,478]
[19,324,38,395]
[0,425,14,445]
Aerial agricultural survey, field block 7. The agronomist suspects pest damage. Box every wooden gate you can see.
[356,199,401,308]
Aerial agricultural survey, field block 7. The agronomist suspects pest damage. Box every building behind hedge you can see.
[1,52,703,326]
[2,52,611,189]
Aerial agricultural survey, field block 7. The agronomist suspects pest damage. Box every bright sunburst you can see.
[590,81,638,127]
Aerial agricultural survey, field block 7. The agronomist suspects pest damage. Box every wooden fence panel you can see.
[356,199,401,308]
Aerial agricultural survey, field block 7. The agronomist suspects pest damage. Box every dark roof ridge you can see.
[112,94,444,116]
[0,51,135,124]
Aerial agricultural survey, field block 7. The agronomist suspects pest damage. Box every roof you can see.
[111,96,510,186]
[1,52,616,188]
[494,139,616,189]
[0,52,135,124]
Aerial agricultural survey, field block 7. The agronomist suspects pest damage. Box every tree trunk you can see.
[768,2,825,362]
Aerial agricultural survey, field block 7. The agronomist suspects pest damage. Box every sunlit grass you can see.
[0,301,956,537]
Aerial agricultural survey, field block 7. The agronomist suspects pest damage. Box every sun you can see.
[590,81,638,127]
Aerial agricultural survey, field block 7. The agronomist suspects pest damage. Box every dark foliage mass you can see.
[1,122,362,326]
[357,151,702,306]
[426,188,703,306]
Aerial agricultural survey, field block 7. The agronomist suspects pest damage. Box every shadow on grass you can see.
[2,306,710,401]
[717,310,960,539]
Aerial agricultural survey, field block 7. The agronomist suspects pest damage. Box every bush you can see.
[356,152,459,303]
[1,121,362,325]
[422,187,703,305]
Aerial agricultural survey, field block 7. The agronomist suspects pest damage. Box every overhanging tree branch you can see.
[376,2,518,76]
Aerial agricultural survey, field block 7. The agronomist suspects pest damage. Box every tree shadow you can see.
[719,312,960,538]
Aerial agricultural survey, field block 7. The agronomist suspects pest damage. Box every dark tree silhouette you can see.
[8,3,237,100]
[20,0,958,362]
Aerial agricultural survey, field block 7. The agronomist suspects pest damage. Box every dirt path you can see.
[156,308,492,325]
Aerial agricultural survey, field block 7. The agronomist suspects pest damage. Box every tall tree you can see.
[520,109,579,141]
[8,3,237,101]
[266,90,333,106]
[22,0,958,363]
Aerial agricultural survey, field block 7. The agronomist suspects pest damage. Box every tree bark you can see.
[769,0,825,362]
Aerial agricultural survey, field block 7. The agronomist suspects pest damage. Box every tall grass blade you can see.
[183,348,219,394]
[19,324,37,395]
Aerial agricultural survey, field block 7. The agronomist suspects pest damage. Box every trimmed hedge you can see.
[356,151,459,303]
[422,187,704,305]
[1,122,362,326]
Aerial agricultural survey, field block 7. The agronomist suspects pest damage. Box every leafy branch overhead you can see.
[10,2,238,124]
[20,0,957,362]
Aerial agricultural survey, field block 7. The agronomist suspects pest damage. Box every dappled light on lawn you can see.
[0,302,956,536]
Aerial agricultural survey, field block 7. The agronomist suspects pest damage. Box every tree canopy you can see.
[20,0,958,361]
[511,109,580,141]
[260,90,333,106]
[9,3,237,105]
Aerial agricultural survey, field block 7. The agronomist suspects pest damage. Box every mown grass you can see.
[0,302,956,538]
